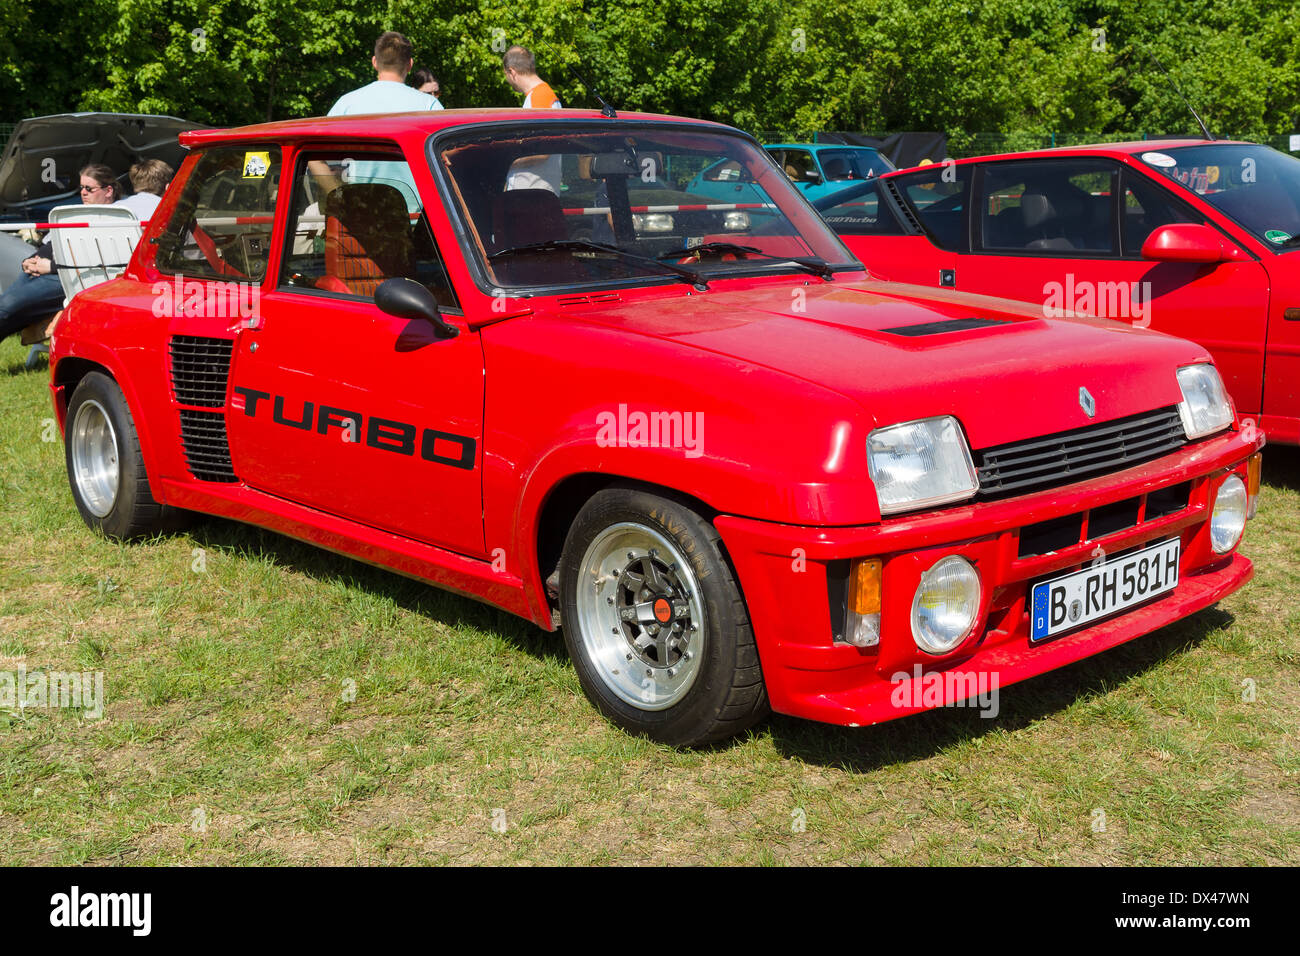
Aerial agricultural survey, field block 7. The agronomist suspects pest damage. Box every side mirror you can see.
[804,170,822,184]
[1141,223,1231,263]
[374,278,458,339]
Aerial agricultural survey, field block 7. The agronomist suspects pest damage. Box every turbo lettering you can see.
[234,388,476,470]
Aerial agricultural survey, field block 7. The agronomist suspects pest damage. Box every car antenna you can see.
[1145,51,1215,141]
[573,70,617,118]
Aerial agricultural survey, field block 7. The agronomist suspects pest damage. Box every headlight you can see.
[1210,474,1247,553]
[1176,364,1232,439]
[632,213,674,232]
[911,556,982,654]
[867,416,979,515]
[722,210,750,230]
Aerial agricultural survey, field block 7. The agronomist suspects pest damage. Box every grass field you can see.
[1,336,1297,865]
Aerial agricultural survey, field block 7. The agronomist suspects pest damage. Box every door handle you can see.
[1284,307,1300,321]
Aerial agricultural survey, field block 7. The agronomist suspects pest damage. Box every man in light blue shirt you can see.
[327,31,443,115]
[319,31,438,216]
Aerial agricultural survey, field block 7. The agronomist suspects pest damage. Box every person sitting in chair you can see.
[0,164,119,345]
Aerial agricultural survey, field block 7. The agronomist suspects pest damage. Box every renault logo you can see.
[1079,386,1096,418]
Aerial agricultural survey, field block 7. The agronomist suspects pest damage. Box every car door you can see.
[1261,253,1300,438]
[952,158,1270,416]
[816,178,937,283]
[225,146,486,557]
[837,164,967,285]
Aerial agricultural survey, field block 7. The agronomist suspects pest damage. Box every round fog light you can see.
[911,555,982,655]
[1210,474,1247,554]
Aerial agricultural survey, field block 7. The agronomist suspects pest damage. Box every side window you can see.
[897,165,970,251]
[978,160,1116,255]
[702,159,750,183]
[772,149,817,184]
[817,181,904,235]
[278,150,458,310]
[1121,171,1197,257]
[155,146,281,281]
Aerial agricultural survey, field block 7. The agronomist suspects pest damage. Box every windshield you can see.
[434,123,856,289]
[1139,143,1300,250]
[818,148,894,181]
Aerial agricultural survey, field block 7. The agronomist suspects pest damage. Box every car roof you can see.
[881,138,1257,174]
[765,142,882,153]
[180,109,729,147]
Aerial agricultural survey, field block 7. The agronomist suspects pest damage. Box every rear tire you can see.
[558,486,769,746]
[65,371,188,540]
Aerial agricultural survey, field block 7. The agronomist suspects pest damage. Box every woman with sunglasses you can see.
[0,164,120,346]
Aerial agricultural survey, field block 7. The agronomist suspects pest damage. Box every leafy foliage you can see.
[0,0,1296,141]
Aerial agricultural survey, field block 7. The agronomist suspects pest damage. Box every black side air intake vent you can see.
[169,336,234,407]
[883,178,923,232]
[169,335,238,482]
[178,410,238,482]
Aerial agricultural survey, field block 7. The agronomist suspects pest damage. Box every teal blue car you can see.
[687,142,896,207]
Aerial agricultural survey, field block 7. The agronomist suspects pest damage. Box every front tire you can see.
[65,371,186,540]
[559,486,769,746]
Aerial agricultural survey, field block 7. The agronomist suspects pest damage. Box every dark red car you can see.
[51,112,1263,745]
[817,140,1300,445]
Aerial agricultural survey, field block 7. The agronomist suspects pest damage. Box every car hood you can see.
[567,279,1210,450]
[0,113,202,219]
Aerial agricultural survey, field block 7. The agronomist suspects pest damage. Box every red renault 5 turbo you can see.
[51,111,1263,745]
[816,140,1300,445]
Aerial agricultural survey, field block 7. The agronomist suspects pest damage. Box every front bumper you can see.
[714,426,1263,726]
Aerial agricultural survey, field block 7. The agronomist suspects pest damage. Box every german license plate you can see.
[1030,538,1180,642]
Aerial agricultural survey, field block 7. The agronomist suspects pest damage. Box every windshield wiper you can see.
[489,239,707,289]
[659,241,838,280]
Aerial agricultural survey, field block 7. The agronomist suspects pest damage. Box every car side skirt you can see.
[157,478,544,627]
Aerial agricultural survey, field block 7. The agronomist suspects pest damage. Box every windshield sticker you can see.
[1174,166,1211,193]
[242,152,270,178]
[1141,151,1178,168]
[1264,230,1291,244]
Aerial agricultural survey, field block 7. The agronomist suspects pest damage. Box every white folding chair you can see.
[48,204,142,301]
[25,205,143,366]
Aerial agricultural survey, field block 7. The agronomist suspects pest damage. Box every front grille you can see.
[976,406,1186,500]
[178,409,238,482]
[1016,483,1194,559]
[169,336,234,408]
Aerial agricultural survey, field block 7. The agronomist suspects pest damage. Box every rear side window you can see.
[979,160,1116,255]
[896,164,970,251]
[817,181,904,235]
[155,146,282,281]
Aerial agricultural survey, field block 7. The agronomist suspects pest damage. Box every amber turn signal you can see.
[845,558,883,648]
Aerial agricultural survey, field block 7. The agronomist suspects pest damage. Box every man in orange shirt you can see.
[502,45,563,192]
[503,46,562,109]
